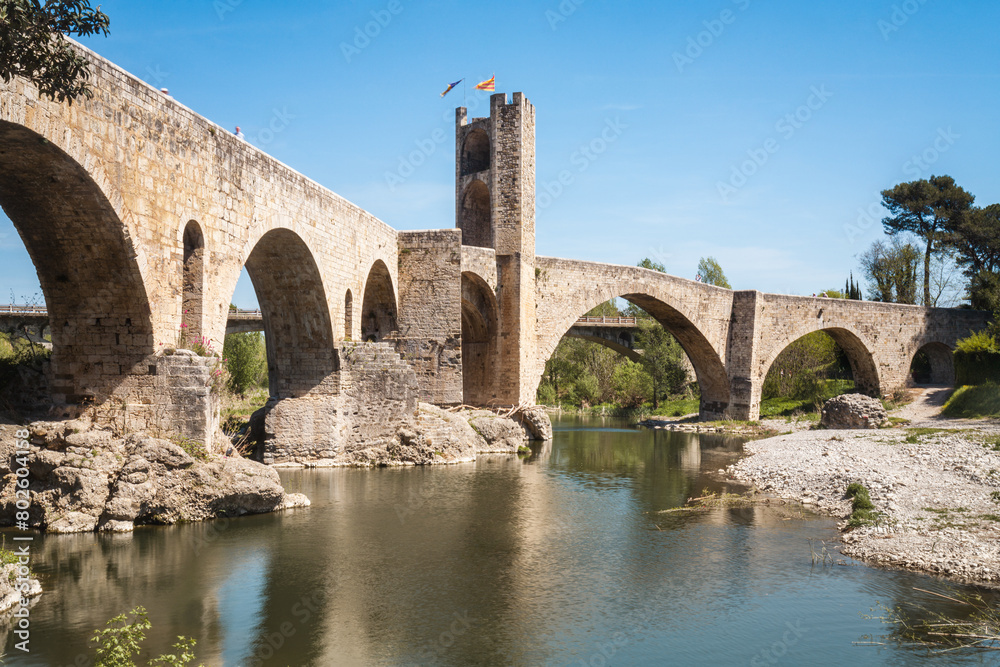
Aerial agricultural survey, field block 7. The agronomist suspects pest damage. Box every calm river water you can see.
[4,416,997,666]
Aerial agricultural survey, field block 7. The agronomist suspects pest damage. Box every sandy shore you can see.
[726,388,1000,587]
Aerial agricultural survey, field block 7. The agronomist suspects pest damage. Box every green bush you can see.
[942,384,1000,418]
[953,330,1000,386]
[537,382,557,405]
[222,332,268,396]
[91,606,203,666]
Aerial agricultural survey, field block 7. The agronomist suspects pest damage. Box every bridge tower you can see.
[455,93,538,405]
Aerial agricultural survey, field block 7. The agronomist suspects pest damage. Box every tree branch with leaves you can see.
[0,0,110,103]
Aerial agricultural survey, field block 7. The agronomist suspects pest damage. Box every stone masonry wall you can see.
[259,342,418,465]
[395,230,463,405]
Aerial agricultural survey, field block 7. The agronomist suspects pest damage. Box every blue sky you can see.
[2,0,998,307]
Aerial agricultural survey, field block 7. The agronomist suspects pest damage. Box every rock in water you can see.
[513,406,553,441]
[0,421,309,534]
[821,393,889,429]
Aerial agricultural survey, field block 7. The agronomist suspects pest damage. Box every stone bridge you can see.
[0,43,989,449]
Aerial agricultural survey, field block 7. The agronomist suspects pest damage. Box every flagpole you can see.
[463,78,467,107]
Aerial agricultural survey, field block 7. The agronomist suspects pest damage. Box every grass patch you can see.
[845,482,885,528]
[941,383,1000,418]
[865,587,1000,652]
[646,398,700,417]
[171,435,209,462]
[903,427,948,443]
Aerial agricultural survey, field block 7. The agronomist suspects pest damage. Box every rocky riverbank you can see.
[258,403,552,468]
[727,417,1000,586]
[0,419,310,534]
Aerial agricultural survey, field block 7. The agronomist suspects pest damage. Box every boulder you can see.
[821,393,889,429]
[513,406,553,441]
[468,412,525,453]
[0,425,309,534]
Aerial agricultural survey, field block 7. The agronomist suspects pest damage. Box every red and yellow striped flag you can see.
[475,75,495,91]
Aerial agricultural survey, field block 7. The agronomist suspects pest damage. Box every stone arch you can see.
[462,271,499,405]
[344,289,354,340]
[181,220,206,345]
[458,179,491,248]
[909,341,954,385]
[461,128,490,176]
[0,120,154,405]
[538,292,730,418]
[361,260,397,342]
[242,228,336,398]
[760,327,880,398]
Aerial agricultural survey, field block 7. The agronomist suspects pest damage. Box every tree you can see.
[0,1,111,103]
[947,204,1000,278]
[222,332,267,396]
[611,359,652,409]
[637,257,667,273]
[696,256,731,288]
[844,273,862,300]
[967,270,1000,313]
[635,318,688,408]
[880,175,974,306]
[858,237,920,304]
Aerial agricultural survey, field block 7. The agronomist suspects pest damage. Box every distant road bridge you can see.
[0,307,642,353]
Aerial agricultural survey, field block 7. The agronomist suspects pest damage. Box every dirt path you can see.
[893,385,1000,431]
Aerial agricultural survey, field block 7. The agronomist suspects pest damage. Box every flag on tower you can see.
[440,79,463,98]
[475,75,495,91]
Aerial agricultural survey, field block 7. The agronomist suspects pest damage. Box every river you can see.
[3,416,996,665]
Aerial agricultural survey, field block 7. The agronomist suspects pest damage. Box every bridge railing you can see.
[573,316,637,325]
[0,304,48,315]
[228,309,263,319]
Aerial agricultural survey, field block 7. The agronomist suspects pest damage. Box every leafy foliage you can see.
[90,606,204,666]
[222,331,267,396]
[762,331,850,406]
[696,256,731,288]
[858,237,920,304]
[880,175,975,306]
[0,0,111,103]
[947,203,1000,278]
[635,318,688,408]
[611,359,652,408]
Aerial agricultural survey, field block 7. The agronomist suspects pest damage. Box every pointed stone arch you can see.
[181,220,206,345]
[759,326,880,398]
[0,120,154,405]
[461,271,499,405]
[243,228,336,398]
[909,341,955,385]
[538,291,731,418]
[361,260,397,342]
[461,128,490,176]
[458,179,491,248]
[344,289,354,340]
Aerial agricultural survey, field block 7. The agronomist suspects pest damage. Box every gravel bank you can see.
[727,424,1000,586]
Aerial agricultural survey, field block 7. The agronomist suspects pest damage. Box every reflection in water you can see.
[5,415,996,666]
